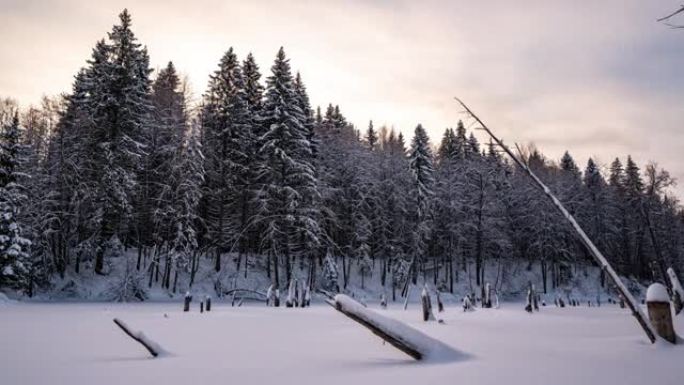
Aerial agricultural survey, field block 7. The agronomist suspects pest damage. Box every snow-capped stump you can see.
[421,285,435,322]
[436,291,444,312]
[331,294,463,361]
[113,318,166,357]
[646,283,676,344]
[482,283,492,308]
[183,292,192,312]
[463,295,474,312]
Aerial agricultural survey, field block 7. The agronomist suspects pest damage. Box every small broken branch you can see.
[113,318,164,357]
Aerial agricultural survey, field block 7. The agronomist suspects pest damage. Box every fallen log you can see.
[113,318,165,358]
[328,294,461,361]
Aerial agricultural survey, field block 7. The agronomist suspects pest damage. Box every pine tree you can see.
[137,62,188,265]
[365,120,378,151]
[454,120,467,158]
[466,132,480,158]
[437,127,457,164]
[201,47,252,271]
[294,72,317,157]
[0,114,32,291]
[560,151,581,180]
[257,47,320,284]
[408,124,434,220]
[79,10,154,275]
[169,125,204,291]
[242,53,264,116]
[407,124,434,283]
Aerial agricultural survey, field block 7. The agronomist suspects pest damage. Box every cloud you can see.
[0,0,682,197]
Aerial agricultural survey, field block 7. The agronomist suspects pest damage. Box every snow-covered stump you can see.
[266,285,274,306]
[436,291,444,312]
[113,318,165,358]
[463,295,474,312]
[667,267,683,315]
[303,286,311,307]
[646,283,676,344]
[274,288,280,307]
[330,294,460,361]
[482,283,492,308]
[525,288,533,313]
[183,292,192,312]
[284,279,294,308]
[380,294,388,309]
[421,285,436,322]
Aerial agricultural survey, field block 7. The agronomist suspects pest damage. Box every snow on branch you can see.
[113,318,166,358]
[331,294,464,362]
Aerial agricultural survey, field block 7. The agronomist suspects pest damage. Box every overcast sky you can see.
[1,0,683,197]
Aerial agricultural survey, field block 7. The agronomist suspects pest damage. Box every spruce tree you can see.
[0,114,32,291]
[78,9,154,275]
[257,47,320,284]
[437,127,458,164]
[560,151,581,180]
[201,47,252,271]
[365,120,378,151]
[407,124,434,283]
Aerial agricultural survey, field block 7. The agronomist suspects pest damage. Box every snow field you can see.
[0,301,682,385]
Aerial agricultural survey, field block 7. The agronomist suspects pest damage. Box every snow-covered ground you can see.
[1,300,682,385]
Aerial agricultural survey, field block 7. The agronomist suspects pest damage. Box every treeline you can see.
[1,10,682,298]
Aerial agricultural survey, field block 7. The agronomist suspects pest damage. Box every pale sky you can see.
[1,0,683,197]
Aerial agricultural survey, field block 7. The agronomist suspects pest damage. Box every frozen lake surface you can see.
[1,301,682,385]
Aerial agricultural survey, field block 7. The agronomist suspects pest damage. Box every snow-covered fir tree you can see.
[200,47,252,271]
[0,114,32,291]
[257,47,320,285]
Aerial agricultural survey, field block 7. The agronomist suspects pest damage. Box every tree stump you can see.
[183,292,192,312]
[421,286,435,322]
[436,291,444,312]
[274,288,280,307]
[200,301,204,313]
[206,296,212,312]
[646,283,676,344]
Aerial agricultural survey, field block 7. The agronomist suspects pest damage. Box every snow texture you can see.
[333,294,463,362]
[646,283,670,303]
[0,292,15,306]
[2,302,684,384]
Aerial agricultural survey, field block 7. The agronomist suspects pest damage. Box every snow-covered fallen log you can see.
[113,318,166,358]
[331,294,463,361]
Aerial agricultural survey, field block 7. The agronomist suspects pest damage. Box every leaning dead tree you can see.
[658,5,684,28]
[455,97,659,344]
[113,318,165,357]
